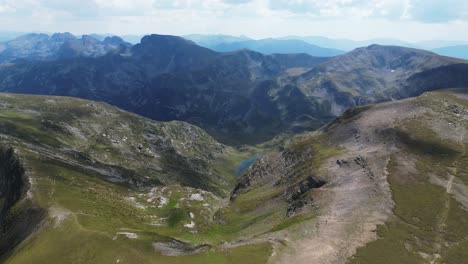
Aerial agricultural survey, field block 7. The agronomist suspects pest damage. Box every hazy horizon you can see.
[3,31,468,45]
[1,0,468,42]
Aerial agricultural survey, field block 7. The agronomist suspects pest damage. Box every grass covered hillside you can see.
[291,89,468,264]
[0,93,239,195]
[0,93,269,263]
[0,93,352,263]
[1,89,467,264]
[348,90,468,264]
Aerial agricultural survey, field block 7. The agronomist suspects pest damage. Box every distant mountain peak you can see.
[50,32,76,41]
[140,34,197,46]
[103,36,125,45]
[433,44,468,60]
[133,34,216,59]
[81,34,100,43]
[0,32,134,62]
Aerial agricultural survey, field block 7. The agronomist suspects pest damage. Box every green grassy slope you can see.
[0,93,238,195]
[3,90,467,263]
[0,93,274,263]
[5,151,272,264]
[0,93,346,263]
[350,91,468,264]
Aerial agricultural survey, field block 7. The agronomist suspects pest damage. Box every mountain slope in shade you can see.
[432,45,468,59]
[0,34,330,144]
[1,36,468,144]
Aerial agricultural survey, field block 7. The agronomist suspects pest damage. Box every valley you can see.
[0,88,467,263]
[0,31,467,264]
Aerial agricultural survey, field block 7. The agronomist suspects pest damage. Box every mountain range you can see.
[1,34,468,144]
[5,32,468,60]
[0,34,330,144]
[184,36,345,57]
[0,30,468,264]
[432,45,468,60]
[0,31,26,42]
[277,36,419,51]
[183,34,252,47]
[186,34,468,59]
[0,33,131,63]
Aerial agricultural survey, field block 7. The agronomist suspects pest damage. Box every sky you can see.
[1,0,468,42]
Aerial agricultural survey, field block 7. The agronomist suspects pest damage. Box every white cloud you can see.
[268,0,411,20]
[0,0,468,41]
[0,2,15,13]
[408,0,468,23]
[93,0,155,15]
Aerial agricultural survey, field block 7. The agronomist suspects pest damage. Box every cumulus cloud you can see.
[408,0,468,23]
[223,0,252,4]
[266,0,468,23]
[0,2,15,13]
[0,0,467,41]
[269,0,411,20]
[1,0,467,23]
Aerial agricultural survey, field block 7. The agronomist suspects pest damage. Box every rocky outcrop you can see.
[285,175,326,216]
[0,147,25,226]
[152,239,210,256]
[230,148,327,217]
[0,146,45,260]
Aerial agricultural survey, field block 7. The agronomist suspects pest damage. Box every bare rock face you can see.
[230,143,327,218]
[285,175,326,216]
[0,147,45,259]
[0,147,25,227]
[152,239,210,256]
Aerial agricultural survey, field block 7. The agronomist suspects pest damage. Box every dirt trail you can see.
[272,92,468,264]
[275,100,421,264]
[431,119,466,264]
[431,175,455,263]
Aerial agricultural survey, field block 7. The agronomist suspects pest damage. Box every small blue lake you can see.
[235,156,261,177]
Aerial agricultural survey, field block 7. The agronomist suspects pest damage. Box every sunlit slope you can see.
[0,93,272,263]
[1,90,467,263]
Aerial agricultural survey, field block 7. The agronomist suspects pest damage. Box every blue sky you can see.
[1,0,468,41]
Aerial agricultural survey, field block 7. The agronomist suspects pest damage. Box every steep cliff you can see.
[0,146,45,259]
